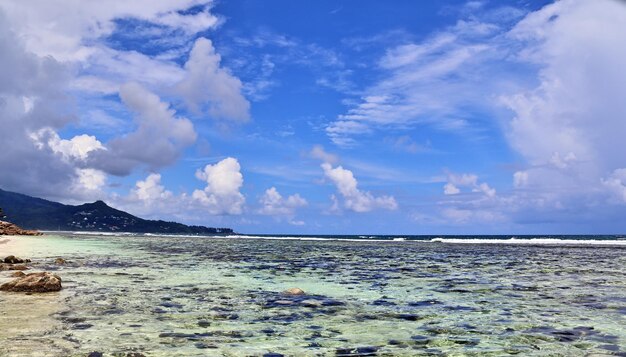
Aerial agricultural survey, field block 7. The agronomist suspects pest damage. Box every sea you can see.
[1,233,625,356]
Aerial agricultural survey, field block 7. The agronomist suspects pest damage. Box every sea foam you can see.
[430,237,626,245]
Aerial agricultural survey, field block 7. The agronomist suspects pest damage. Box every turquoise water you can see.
[1,234,625,356]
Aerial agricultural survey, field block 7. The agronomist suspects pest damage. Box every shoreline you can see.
[40,231,626,246]
[1,233,625,355]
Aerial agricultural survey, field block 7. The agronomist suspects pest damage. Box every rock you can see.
[283,287,305,295]
[55,258,67,265]
[10,271,26,277]
[8,264,28,271]
[301,299,322,308]
[0,221,42,236]
[0,272,62,292]
[4,255,24,264]
[197,320,211,327]
[87,353,103,357]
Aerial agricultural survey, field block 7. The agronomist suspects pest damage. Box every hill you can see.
[0,188,233,234]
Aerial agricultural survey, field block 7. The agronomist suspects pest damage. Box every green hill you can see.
[0,188,232,235]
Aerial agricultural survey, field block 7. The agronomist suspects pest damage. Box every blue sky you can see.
[1,0,626,234]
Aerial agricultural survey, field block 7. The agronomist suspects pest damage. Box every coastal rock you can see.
[4,255,24,264]
[10,271,26,278]
[0,272,62,292]
[8,264,29,271]
[283,287,305,296]
[55,258,67,265]
[0,221,42,236]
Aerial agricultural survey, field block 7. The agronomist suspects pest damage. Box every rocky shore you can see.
[0,255,62,292]
[0,220,42,236]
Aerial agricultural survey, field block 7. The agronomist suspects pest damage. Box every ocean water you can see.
[1,234,625,356]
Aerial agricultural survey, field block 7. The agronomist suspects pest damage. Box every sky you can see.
[1,0,626,235]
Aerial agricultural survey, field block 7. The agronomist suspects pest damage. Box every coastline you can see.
[0,234,70,356]
[1,233,626,355]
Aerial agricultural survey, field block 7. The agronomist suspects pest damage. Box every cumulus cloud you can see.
[602,169,626,203]
[0,2,228,204]
[89,82,197,176]
[75,169,107,192]
[501,0,626,214]
[444,173,496,198]
[30,130,105,161]
[258,187,307,218]
[192,157,245,215]
[27,129,108,198]
[132,173,173,202]
[321,163,397,213]
[176,37,250,122]
[0,14,94,200]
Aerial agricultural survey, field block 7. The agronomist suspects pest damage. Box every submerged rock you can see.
[335,346,379,356]
[0,271,62,292]
[283,287,305,295]
[55,258,67,265]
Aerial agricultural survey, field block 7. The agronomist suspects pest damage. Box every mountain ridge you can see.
[0,188,233,235]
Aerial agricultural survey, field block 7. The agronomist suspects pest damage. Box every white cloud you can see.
[443,183,460,195]
[327,18,498,145]
[192,157,245,215]
[602,169,626,203]
[258,187,307,216]
[321,163,397,212]
[75,168,106,192]
[176,37,250,122]
[310,145,339,165]
[90,82,197,175]
[156,7,220,34]
[500,0,626,215]
[513,171,528,188]
[51,134,105,161]
[30,129,105,162]
[444,173,496,197]
[0,15,87,201]
[132,173,173,202]
[0,1,229,204]
[73,47,186,95]
[0,1,220,61]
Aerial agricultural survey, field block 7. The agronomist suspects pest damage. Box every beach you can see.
[1,234,625,356]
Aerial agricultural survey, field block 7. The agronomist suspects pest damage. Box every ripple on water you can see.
[1,235,625,355]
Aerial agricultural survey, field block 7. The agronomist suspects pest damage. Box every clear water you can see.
[1,234,625,356]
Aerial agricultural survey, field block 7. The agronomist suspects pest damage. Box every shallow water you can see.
[1,234,625,356]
